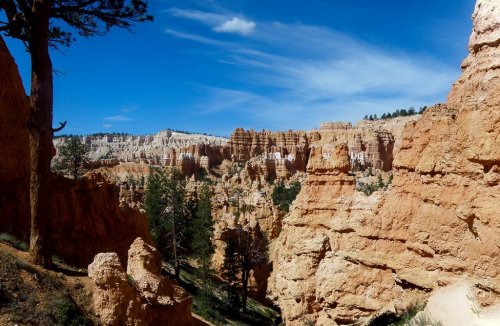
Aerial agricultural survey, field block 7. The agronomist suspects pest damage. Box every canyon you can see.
[0,0,499,325]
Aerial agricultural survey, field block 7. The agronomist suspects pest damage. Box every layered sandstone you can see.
[88,238,193,326]
[270,1,500,324]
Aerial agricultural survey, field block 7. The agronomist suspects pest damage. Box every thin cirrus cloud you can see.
[104,115,133,122]
[102,124,112,128]
[166,8,459,127]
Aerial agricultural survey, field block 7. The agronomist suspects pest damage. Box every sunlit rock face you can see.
[269,0,500,324]
[88,238,193,326]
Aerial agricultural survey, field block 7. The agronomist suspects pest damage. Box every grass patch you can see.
[52,295,91,326]
[0,233,28,251]
[0,249,94,325]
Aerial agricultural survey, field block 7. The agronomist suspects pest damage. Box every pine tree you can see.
[377,174,384,189]
[52,137,88,179]
[222,237,241,308]
[222,223,268,313]
[190,182,215,290]
[144,168,189,280]
[145,169,164,248]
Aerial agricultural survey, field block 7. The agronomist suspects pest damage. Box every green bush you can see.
[272,180,301,212]
[0,233,28,251]
[53,296,90,326]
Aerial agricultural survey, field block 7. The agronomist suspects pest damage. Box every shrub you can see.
[0,233,28,251]
[52,296,90,326]
[272,180,301,212]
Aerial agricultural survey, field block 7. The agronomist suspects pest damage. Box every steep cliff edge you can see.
[0,36,152,268]
[0,35,31,241]
[270,1,500,324]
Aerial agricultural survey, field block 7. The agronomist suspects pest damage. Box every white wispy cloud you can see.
[165,29,230,47]
[121,104,139,113]
[102,124,112,128]
[168,8,225,26]
[168,8,256,36]
[165,8,459,127]
[104,115,133,122]
[213,17,256,35]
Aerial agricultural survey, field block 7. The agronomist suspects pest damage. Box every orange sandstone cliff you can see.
[269,0,500,324]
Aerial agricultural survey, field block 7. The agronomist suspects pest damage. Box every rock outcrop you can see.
[50,173,152,266]
[270,1,500,324]
[88,238,193,326]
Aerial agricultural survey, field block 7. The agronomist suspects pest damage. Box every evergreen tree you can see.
[369,114,374,121]
[144,169,164,248]
[190,182,215,290]
[222,223,268,313]
[373,114,378,120]
[222,237,241,308]
[364,114,369,120]
[144,168,188,280]
[381,113,387,119]
[52,137,88,179]
[377,174,384,189]
[272,180,301,212]
[229,187,245,222]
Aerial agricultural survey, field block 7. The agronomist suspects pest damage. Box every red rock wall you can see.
[0,36,31,241]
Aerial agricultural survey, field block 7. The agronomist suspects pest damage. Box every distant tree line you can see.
[363,106,428,121]
[54,132,132,139]
[54,129,227,139]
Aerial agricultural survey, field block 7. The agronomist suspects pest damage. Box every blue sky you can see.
[4,0,475,136]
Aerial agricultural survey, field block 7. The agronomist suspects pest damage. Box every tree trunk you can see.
[28,0,54,266]
[242,261,248,313]
[172,220,180,280]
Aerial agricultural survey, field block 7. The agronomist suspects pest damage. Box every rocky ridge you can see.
[54,131,228,175]
[269,1,500,324]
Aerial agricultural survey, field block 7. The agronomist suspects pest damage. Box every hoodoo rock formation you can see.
[270,0,500,324]
[55,131,228,175]
[88,238,193,326]
[226,121,406,182]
